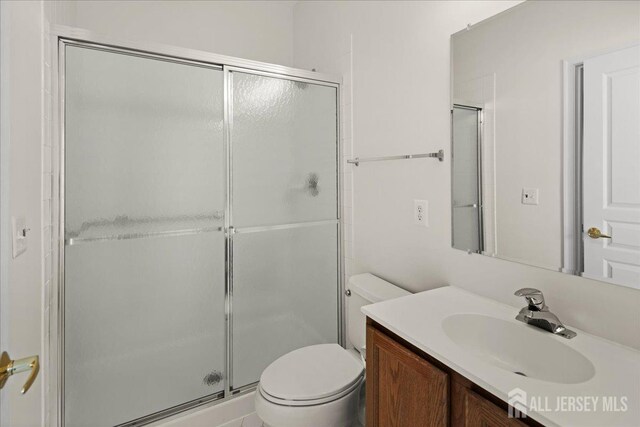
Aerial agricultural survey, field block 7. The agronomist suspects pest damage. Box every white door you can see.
[583,44,640,288]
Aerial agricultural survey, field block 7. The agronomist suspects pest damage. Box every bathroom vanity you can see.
[363,287,640,427]
[366,320,535,427]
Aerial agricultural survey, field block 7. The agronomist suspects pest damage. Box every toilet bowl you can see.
[255,273,410,427]
[255,344,364,427]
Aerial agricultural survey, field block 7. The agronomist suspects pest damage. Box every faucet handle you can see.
[514,288,547,311]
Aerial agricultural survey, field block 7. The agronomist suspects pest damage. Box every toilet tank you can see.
[347,273,410,353]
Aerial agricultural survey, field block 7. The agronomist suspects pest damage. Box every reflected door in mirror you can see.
[582,45,640,288]
[450,1,640,290]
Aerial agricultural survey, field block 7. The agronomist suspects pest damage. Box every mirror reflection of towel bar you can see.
[347,150,444,166]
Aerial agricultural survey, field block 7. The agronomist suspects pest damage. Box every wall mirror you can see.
[450,1,640,290]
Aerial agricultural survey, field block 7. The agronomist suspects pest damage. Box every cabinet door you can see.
[366,326,448,427]
[465,389,528,427]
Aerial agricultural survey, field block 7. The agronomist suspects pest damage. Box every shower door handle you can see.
[0,351,39,394]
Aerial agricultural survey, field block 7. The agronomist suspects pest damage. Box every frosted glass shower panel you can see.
[453,207,481,252]
[452,107,480,206]
[64,235,225,426]
[231,72,338,227]
[64,45,226,426]
[231,224,339,389]
[452,106,482,253]
[65,46,225,236]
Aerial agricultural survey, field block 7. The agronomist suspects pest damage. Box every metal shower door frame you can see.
[451,104,485,254]
[51,26,343,427]
[223,65,342,394]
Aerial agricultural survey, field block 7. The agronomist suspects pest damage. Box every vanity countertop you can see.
[362,286,640,427]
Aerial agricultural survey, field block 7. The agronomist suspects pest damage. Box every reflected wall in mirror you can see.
[451,1,640,289]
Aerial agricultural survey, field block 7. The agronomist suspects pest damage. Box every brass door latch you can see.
[0,351,39,394]
[587,227,612,239]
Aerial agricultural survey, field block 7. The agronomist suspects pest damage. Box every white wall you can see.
[56,0,296,67]
[293,0,640,350]
[453,1,640,271]
[1,1,45,426]
[1,2,77,425]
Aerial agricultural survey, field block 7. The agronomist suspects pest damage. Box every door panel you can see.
[64,233,225,426]
[583,44,640,288]
[231,71,338,228]
[366,326,448,427]
[453,207,480,252]
[452,108,480,206]
[464,389,527,427]
[452,106,483,253]
[231,224,338,389]
[64,45,226,426]
[229,70,339,389]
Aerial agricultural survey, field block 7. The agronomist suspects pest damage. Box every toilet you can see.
[255,273,410,427]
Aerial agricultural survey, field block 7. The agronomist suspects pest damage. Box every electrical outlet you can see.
[414,200,429,226]
[521,188,539,205]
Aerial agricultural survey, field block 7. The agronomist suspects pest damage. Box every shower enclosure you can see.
[451,105,484,253]
[59,38,341,426]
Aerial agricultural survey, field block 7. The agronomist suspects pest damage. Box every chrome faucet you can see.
[514,288,576,339]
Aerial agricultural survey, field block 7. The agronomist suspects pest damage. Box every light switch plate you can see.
[12,216,28,258]
[521,188,539,205]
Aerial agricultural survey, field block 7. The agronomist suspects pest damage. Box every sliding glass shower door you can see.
[64,45,226,426]
[452,105,483,253]
[229,71,339,389]
[62,43,340,426]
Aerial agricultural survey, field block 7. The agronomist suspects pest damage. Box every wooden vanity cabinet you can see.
[463,389,528,427]
[366,324,449,426]
[366,320,541,427]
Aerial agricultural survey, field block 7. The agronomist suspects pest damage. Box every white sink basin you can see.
[364,286,640,426]
[442,313,595,384]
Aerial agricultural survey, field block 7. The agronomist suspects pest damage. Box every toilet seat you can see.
[259,376,363,407]
[259,344,364,407]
